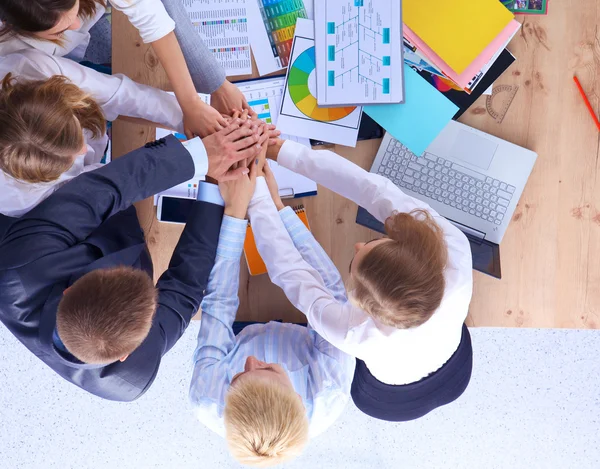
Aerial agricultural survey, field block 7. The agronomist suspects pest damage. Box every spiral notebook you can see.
[244,205,311,276]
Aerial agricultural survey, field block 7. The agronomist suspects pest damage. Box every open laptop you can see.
[356,121,537,278]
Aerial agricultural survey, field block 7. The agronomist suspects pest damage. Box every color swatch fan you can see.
[277,19,363,147]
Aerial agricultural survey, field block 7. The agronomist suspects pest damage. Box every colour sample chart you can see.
[183,0,252,76]
[314,0,403,106]
[237,77,311,146]
[255,0,309,68]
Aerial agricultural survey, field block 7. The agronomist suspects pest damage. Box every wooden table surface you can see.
[112,3,600,328]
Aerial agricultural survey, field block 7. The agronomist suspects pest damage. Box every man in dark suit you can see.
[0,120,267,402]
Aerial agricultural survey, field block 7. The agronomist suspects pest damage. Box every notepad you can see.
[364,64,458,157]
[244,206,310,276]
[403,0,514,74]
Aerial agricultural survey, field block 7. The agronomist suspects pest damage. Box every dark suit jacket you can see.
[0,136,223,402]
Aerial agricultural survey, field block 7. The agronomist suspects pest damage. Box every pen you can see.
[573,76,600,132]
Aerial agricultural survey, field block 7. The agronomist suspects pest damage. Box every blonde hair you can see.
[350,209,448,329]
[0,73,106,183]
[57,266,157,364]
[224,376,309,467]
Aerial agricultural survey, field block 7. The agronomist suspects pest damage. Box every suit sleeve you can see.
[154,187,226,356]
[0,136,195,269]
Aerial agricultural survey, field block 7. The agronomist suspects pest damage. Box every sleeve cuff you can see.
[217,216,248,259]
[280,206,311,242]
[278,140,305,171]
[251,177,270,202]
[182,137,208,180]
[197,182,224,206]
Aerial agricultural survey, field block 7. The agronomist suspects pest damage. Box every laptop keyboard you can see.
[376,139,516,225]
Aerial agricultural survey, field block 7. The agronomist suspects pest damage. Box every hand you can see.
[183,97,228,138]
[231,109,281,146]
[202,119,268,181]
[220,158,260,219]
[267,138,285,161]
[211,80,257,118]
[263,162,284,211]
[255,125,269,172]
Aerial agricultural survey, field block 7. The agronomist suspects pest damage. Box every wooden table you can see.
[113,3,600,328]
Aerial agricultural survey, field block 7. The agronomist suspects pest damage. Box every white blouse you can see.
[249,141,474,386]
[0,49,184,217]
[0,0,175,60]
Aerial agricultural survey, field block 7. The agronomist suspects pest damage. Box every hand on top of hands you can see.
[211,80,257,119]
[183,97,228,139]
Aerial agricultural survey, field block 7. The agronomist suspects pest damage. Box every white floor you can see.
[0,325,598,469]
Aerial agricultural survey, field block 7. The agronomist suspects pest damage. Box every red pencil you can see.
[573,76,600,132]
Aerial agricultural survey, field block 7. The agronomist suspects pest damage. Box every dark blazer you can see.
[0,136,223,402]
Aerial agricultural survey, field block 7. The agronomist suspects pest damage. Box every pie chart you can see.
[288,46,356,122]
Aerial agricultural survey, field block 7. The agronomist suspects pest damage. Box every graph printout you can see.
[315,0,404,106]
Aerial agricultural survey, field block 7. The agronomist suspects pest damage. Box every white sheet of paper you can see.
[183,0,253,76]
[277,19,363,147]
[483,85,493,95]
[314,0,404,106]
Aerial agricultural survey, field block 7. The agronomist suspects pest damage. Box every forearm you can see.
[159,0,226,93]
[151,32,203,114]
[193,215,247,368]
[279,207,347,302]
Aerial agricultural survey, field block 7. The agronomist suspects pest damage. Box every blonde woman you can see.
[0,0,253,137]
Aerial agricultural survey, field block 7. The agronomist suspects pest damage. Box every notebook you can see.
[244,205,311,276]
[403,0,514,74]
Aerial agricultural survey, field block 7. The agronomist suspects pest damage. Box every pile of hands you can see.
[199,104,286,220]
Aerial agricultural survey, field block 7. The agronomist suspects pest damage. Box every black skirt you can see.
[351,323,473,422]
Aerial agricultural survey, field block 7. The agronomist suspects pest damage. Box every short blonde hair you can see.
[350,209,448,329]
[224,376,309,467]
[0,73,106,183]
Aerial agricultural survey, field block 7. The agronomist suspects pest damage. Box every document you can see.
[314,0,404,106]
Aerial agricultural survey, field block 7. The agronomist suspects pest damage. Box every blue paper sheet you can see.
[364,64,459,156]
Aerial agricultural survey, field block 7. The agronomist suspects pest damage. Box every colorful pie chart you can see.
[288,46,356,122]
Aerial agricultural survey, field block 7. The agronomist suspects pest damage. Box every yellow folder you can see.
[403,0,514,74]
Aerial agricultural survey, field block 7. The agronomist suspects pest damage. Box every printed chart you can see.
[236,77,311,146]
[315,0,403,106]
[183,0,253,76]
[278,19,363,147]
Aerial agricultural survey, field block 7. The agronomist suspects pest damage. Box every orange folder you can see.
[244,206,311,276]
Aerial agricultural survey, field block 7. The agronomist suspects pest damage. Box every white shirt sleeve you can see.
[248,178,358,350]
[109,0,176,44]
[276,140,473,272]
[1,50,184,132]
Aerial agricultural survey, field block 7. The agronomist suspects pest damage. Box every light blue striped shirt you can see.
[189,207,355,438]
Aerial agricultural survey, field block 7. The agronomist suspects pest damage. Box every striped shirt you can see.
[189,185,355,438]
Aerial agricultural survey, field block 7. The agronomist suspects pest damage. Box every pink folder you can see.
[404,19,521,90]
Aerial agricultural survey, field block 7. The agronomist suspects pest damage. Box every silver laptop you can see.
[369,121,537,245]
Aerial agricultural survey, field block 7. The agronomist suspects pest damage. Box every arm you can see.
[156,184,234,355]
[248,179,355,348]
[279,207,347,303]
[0,136,197,267]
[15,50,184,132]
[190,214,247,371]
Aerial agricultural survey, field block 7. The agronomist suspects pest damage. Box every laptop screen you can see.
[355,207,502,279]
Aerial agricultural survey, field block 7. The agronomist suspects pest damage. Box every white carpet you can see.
[0,325,598,469]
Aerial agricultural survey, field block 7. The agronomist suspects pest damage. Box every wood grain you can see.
[113,3,600,328]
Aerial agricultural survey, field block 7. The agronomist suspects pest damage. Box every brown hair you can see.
[224,376,309,467]
[0,73,106,183]
[351,209,448,329]
[0,0,107,41]
[56,266,158,365]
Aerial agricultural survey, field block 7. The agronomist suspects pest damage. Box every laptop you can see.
[356,121,537,278]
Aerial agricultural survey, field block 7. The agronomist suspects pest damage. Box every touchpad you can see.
[449,130,498,170]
